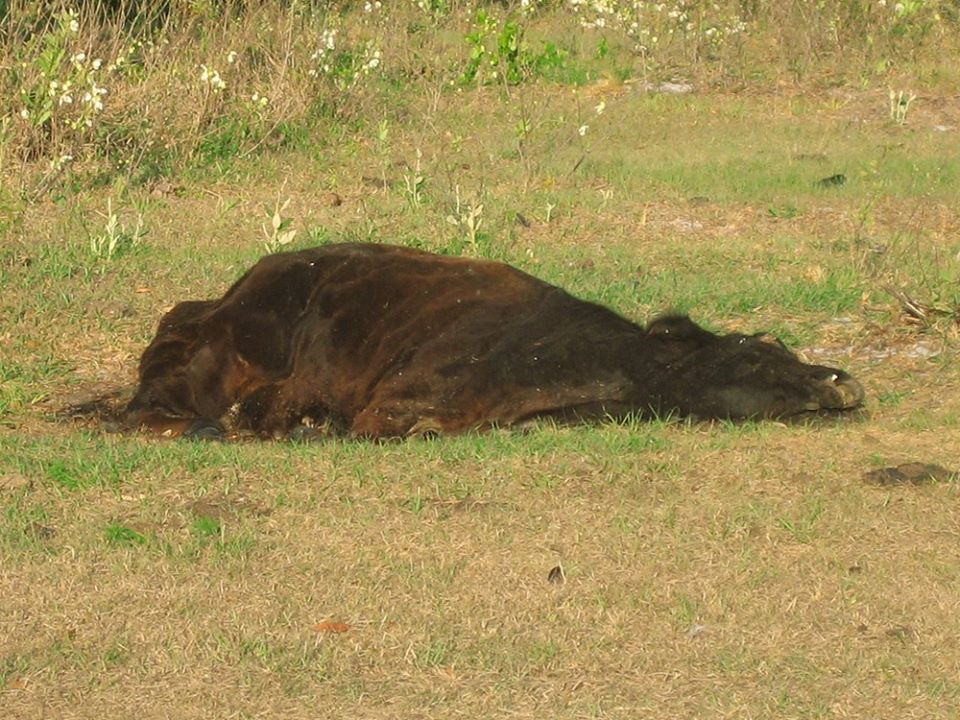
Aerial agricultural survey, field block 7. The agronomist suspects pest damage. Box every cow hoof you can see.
[183,419,226,441]
[287,425,324,443]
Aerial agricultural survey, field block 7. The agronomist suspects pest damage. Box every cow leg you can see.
[235,383,340,438]
[349,401,476,439]
[127,410,225,440]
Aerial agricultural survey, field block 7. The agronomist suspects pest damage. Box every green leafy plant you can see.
[889,88,916,125]
[402,148,425,208]
[261,196,297,253]
[15,10,110,159]
[89,199,146,260]
[105,522,147,547]
[445,184,484,251]
[460,10,536,86]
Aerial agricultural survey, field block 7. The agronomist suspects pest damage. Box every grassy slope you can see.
[3,15,960,720]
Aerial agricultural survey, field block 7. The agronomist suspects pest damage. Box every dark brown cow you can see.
[125,243,864,439]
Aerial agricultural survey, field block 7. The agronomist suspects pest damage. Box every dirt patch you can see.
[863,462,957,486]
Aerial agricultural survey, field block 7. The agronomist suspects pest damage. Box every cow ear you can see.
[647,315,697,338]
[648,316,718,345]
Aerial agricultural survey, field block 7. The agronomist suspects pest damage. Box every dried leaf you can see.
[313,621,351,634]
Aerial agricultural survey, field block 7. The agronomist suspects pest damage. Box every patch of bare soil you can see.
[864,462,957,486]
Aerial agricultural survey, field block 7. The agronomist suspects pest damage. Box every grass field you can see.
[3,2,960,718]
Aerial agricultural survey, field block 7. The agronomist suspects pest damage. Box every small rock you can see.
[643,81,693,95]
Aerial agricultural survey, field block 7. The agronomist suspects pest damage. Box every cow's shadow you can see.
[57,387,130,431]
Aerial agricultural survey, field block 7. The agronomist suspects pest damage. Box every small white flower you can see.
[19,108,29,119]
[92,58,102,70]
[200,65,225,91]
[71,52,86,64]
[85,82,106,110]
[578,124,589,136]
[595,100,605,115]
[69,19,79,32]
[227,50,237,64]
[321,28,337,50]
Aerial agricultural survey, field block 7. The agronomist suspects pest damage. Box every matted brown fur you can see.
[126,243,864,439]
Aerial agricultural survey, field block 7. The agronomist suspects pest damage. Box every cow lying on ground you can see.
[125,242,864,439]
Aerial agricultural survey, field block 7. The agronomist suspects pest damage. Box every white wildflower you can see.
[227,50,238,64]
[200,65,226,91]
[578,124,588,136]
[51,154,74,171]
[58,81,74,106]
[595,100,606,115]
[322,28,337,50]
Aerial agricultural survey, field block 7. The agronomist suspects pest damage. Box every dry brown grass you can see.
[4,10,960,716]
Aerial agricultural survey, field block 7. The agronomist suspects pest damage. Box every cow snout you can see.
[816,371,865,410]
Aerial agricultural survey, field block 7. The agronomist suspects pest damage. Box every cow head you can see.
[124,300,227,432]
[646,316,864,420]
